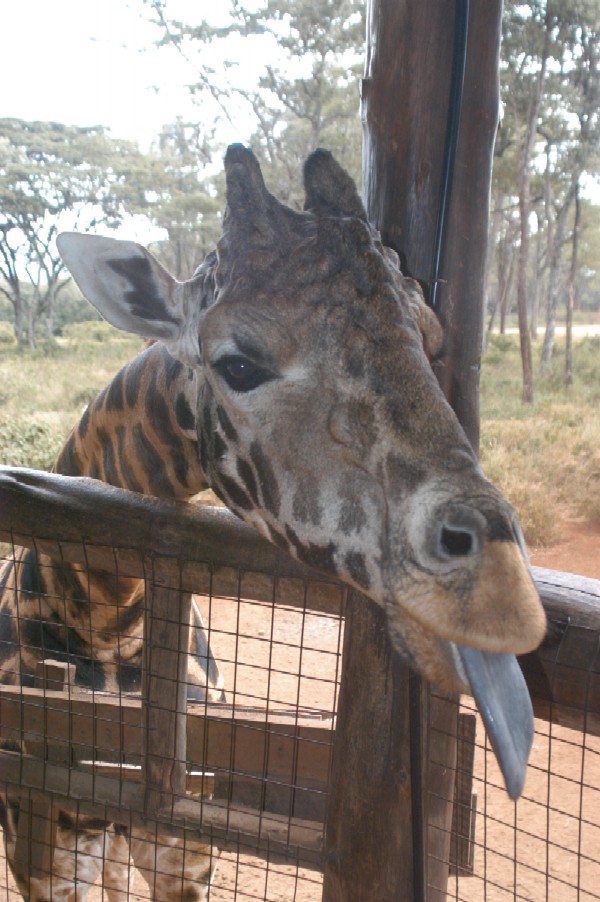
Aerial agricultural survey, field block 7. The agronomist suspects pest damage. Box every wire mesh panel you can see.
[443,699,600,902]
[436,580,600,902]
[0,524,345,901]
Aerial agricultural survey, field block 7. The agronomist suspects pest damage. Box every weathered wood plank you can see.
[322,594,416,900]
[2,466,598,629]
[0,690,334,818]
[0,751,324,868]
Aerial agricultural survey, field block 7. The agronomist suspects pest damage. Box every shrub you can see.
[0,322,16,346]
[487,333,517,355]
[0,419,62,470]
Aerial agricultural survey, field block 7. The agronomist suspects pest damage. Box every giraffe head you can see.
[58,144,546,798]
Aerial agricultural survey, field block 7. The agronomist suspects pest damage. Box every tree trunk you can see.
[565,185,580,388]
[493,228,516,337]
[515,11,550,403]
[540,180,578,372]
[45,284,56,341]
[14,292,25,346]
[499,251,516,336]
[530,224,542,340]
[517,159,535,403]
[27,305,35,350]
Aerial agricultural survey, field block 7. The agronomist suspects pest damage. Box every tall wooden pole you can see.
[323,2,502,899]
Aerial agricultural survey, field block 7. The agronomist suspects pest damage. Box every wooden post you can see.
[325,1,502,899]
[323,594,416,899]
[13,660,75,885]
[141,569,191,815]
[362,0,502,450]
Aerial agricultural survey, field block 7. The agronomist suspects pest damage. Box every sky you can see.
[1,0,253,151]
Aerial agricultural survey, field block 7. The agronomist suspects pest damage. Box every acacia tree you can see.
[148,119,223,279]
[145,0,364,203]
[0,119,165,346]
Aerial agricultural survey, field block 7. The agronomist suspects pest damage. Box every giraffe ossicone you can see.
[57,144,546,802]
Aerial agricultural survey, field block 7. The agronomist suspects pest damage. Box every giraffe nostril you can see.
[440,525,475,557]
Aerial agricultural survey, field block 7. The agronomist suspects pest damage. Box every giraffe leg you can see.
[101,826,136,901]
[16,822,105,901]
[2,795,104,902]
[127,826,218,901]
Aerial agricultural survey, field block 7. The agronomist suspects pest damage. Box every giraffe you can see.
[0,144,546,899]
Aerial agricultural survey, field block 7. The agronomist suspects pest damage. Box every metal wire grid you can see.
[442,696,600,901]
[0,537,344,900]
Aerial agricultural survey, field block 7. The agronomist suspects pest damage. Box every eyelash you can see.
[213,354,275,393]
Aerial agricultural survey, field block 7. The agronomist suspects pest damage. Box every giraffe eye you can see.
[213,354,274,393]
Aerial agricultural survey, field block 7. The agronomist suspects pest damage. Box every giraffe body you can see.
[1,145,545,898]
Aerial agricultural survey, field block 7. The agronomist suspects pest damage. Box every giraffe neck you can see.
[53,342,209,500]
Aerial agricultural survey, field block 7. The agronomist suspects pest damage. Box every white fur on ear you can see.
[57,232,183,341]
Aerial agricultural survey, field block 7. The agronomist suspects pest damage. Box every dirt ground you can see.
[1,521,599,901]
[528,519,600,581]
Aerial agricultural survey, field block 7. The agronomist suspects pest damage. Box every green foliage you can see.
[488,0,600,396]
[146,0,364,200]
[0,117,181,345]
[0,322,15,346]
[147,118,224,279]
[0,419,62,470]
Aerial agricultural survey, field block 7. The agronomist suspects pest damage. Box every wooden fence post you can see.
[325,1,502,898]
[323,593,416,900]
[141,565,191,815]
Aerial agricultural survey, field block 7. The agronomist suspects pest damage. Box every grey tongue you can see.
[457,646,534,800]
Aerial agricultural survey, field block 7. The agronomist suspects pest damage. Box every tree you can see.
[488,0,600,400]
[502,1,552,402]
[144,0,364,203]
[0,119,165,345]
[565,183,581,386]
[148,119,223,279]
[538,10,600,369]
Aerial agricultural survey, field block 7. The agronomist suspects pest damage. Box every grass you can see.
[480,333,600,545]
[0,323,598,549]
[0,326,143,471]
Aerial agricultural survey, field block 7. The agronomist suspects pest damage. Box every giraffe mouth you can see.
[455,645,534,800]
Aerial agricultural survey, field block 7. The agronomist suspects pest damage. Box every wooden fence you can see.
[1,465,600,900]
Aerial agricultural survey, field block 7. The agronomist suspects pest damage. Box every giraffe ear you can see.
[57,233,185,342]
[303,149,367,220]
